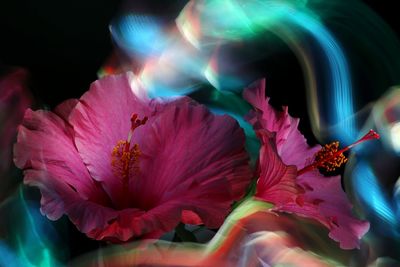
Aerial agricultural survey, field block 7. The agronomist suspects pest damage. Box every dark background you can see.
[0,0,398,261]
[0,0,397,108]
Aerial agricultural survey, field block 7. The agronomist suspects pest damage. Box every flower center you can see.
[111,114,148,182]
[297,129,380,176]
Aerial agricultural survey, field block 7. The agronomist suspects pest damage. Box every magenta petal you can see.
[135,101,252,227]
[243,79,291,145]
[255,130,298,206]
[243,79,319,168]
[244,79,317,178]
[23,166,77,220]
[278,116,321,169]
[14,109,106,219]
[297,172,369,249]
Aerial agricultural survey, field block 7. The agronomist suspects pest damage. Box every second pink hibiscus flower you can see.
[243,79,374,249]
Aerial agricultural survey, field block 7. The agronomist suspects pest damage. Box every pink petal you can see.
[278,116,320,169]
[254,130,299,206]
[243,79,319,168]
[134,101,252,228]
[296,171,369,249]
[14,108,108,219]
[243,79,291,147]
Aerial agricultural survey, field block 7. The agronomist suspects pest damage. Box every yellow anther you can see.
[314,141,347,172]
[111,141,141,181]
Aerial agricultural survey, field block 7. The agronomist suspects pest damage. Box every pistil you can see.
[111,113,148,183]
[297,130,380,176]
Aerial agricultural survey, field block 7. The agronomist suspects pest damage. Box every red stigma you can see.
[130,113,148,131]
[124,114,148,152]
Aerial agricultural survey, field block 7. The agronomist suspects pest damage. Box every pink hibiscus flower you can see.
[14,72,251,242]
[243,79,375,249]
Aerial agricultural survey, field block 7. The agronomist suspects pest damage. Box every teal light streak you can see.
[17,188,57,267]
[352,161,398,234]
[286,10,356,141]
[19,188,46,249]
[0,187,59,266]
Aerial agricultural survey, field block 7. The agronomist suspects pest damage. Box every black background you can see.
[0,0,398,261]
